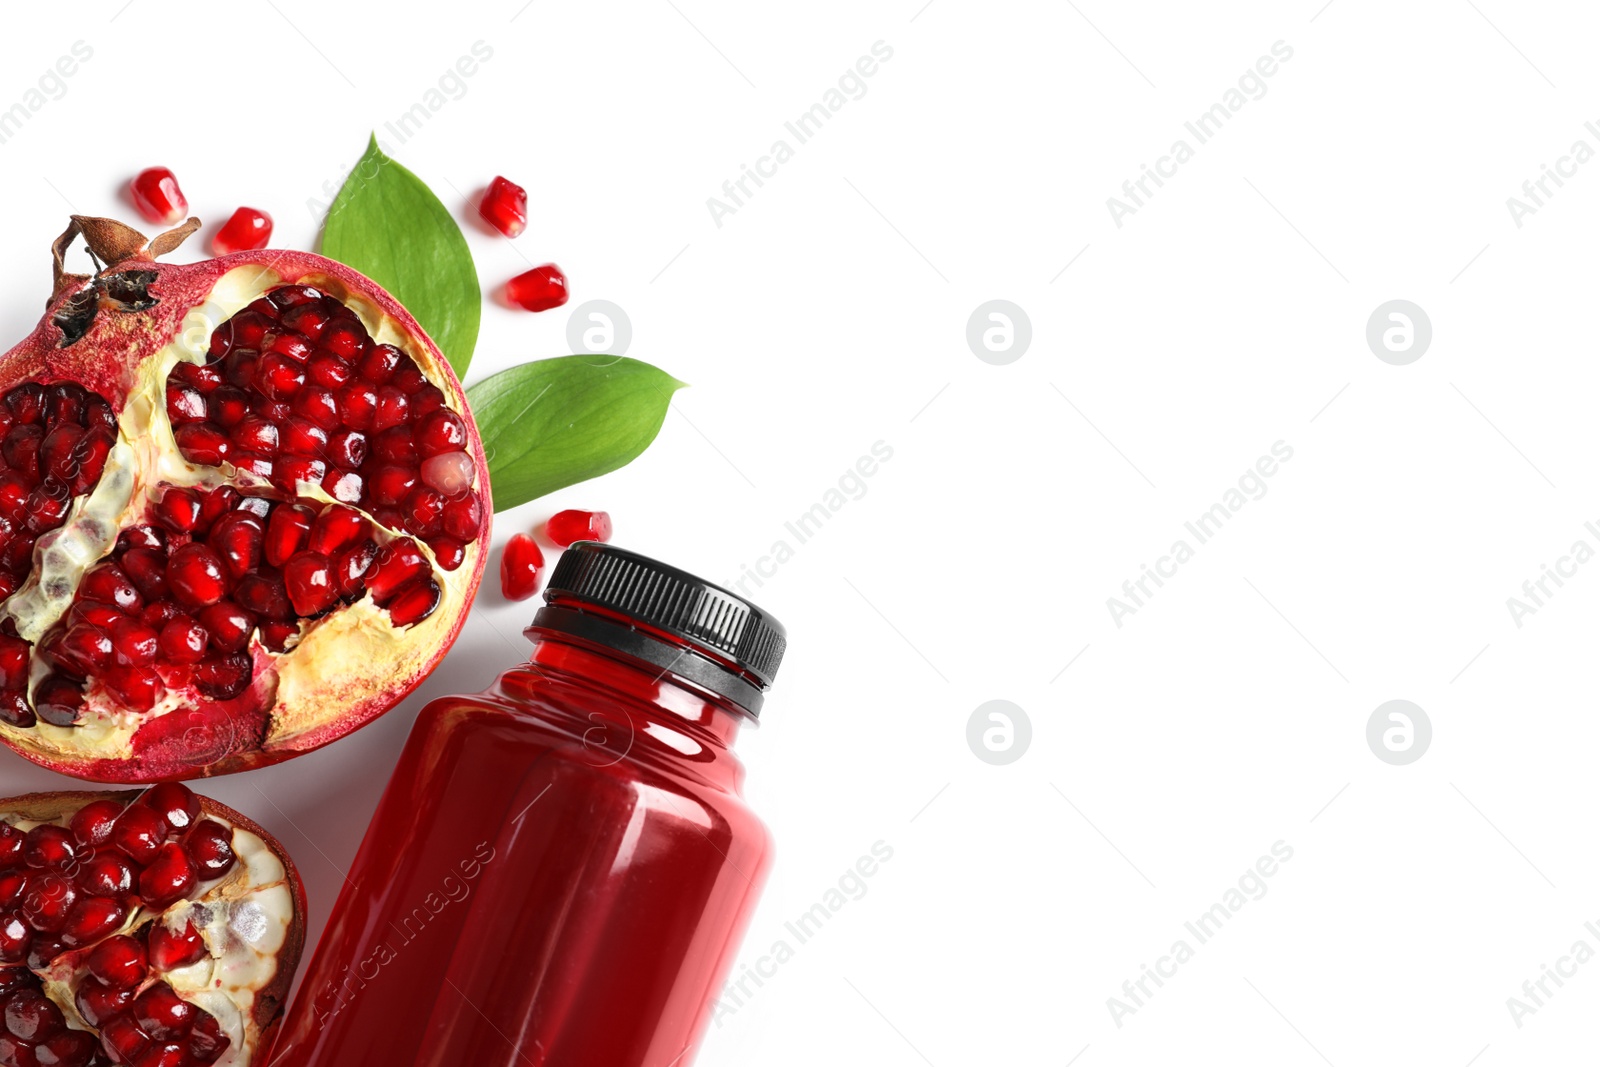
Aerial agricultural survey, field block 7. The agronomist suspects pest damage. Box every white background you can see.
[2,1,1599,1064]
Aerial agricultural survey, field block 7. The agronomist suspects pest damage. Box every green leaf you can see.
[322,135,480,380]
[468,355,686,512]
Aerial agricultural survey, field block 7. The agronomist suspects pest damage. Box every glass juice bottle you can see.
[267,541,787,1067]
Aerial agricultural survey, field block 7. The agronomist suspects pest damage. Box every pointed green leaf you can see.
[322,135,480,380]
[468,355,686,511]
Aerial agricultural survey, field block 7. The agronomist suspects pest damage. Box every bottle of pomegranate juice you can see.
[269,541,786,1067]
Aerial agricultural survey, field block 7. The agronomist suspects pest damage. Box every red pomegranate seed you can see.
[182,820,235,879]
[370,466,417,507]
[254,353,305,401]
[309,505,365,555]
[38,1028,97,1066]
[32,676,82,727]
[130,167,188,227]
[76,853,134,898]
[99,1011,150,1061]
[308,350,354,389]
[420,451,474,495]
[386,577,441,626]
[80,562,142,611]
[506,264,569,312]
[270,325,318,358]
[148,921,205,971]
[23,826,75,869]
[500,534,544,601]
[442,493,483,541]
[146,782,199,834]
[333,540,378,599]
[404,488,444,537]
[194,653,251,700]
[112,804,168,863]
[335,383,378,430]
[280,418,328,457]
[0,825,20,868]
[158,616,207,664]
[20,878,75,933]
[357,344,403,385]
[69,799,124,847]
[104,665,160,710]
[479,176,528,237]
[0,636,27,691]
[139,843,196,909]
[234,572,290,622]
[212,207,273,255]
[371,427,416,464]
[5,988,63,1041]
[166,382,205,424]
[318,319,367,362]
[172,423,231,465]
[284,552,337,616]
[371,387,409,432]
[89,933,147,988]
[189,1012,230,1065]
[0,694,27,729]
[198,486,241,529]
[268,285,320,310]
[109,616,159,667]
[322,468,364,503]
[77,976,134,1026]
[291,386,339,430]
[326,426,368,469]
[166,543,226,608]
[546,509,612,547]
[365,540,426,601]
[60,894,127,947]
[265,504,314,567]
[415,410,468,457]
[229,414,278,453]
[208,511,264,580]
[121,547,170,601]
[429,536,465,572]
[199,601,254,652]
[133,982,195,1040]
[0,912,29,962]
[259,620,299,652]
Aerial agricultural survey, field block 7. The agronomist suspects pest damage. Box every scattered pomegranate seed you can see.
[506,264,569,312]
[130,168,189,227]
[479,176,528,238]
[212,208,273,256]
[500,534,544,601]
[545,509,612,547]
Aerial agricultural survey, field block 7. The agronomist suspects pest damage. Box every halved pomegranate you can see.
[0,785,304,1066]
[0,216,490,781]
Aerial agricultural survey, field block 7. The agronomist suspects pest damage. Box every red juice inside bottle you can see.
[268,542,786,1067]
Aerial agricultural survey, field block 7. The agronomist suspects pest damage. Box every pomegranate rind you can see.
[0,788,307,1060]
[0,244,490,782]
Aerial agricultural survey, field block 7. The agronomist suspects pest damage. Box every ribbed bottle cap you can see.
[538,542,787,705]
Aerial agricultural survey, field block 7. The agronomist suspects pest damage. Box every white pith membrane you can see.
[7,799,294,1066]
[0,266,476,764]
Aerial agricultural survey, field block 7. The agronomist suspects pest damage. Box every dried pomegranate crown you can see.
[0,216,490,782]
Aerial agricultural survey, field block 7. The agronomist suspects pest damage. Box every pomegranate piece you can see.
[506,264,569,312]
[129,168,188,228]
[479,176,528,237]
[0,789,304,1066]
[0,217,489,782]
[545,509,613,547]
[212,207,273,256]
[500,534,544,601]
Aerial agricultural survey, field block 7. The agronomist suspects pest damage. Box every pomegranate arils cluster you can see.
[171,285,482,563]
[0,784,240,1067]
